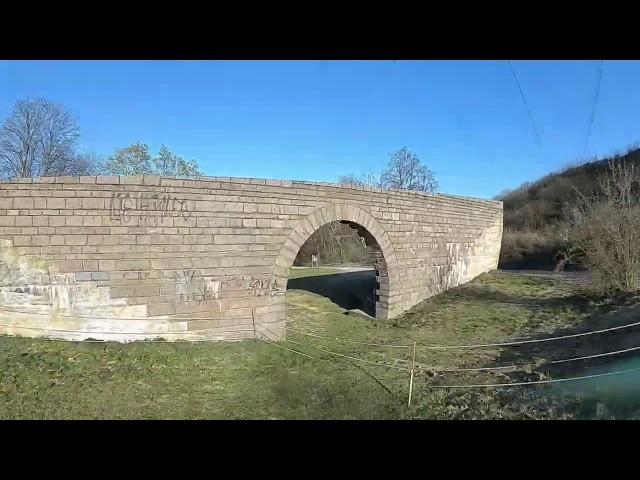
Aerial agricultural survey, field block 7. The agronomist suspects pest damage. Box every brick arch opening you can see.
[273,205,398,320]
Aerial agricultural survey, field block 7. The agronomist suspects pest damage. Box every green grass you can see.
[0,268,634,419]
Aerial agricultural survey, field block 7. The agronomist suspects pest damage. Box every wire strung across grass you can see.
[281,325,640,377]
[277,328,640,376]
[260,326,640,391]
[423,365,640,389]
[5,303,640,349]
[9,321,640,391]
[284,324,414,348]
[281,336,409,371]
[258,336,327,361]
[258,333,402,398]
[416,344,640,373]
[6,305,640,381]
[5,316,640,376]
[258,323,410,371]
[285,319,640,350]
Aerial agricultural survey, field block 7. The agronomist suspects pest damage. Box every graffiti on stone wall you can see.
[249,276,284,296]
[110,192,191,225]
[173,268,284,303]
[221,276,283,296]
[175,269,219,303]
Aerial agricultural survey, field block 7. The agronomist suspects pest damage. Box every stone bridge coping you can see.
[0,174,503,208]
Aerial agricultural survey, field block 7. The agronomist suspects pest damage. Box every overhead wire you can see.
[507,60,542,146]
[585,60,604,153]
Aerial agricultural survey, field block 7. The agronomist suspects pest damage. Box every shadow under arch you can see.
[273,204,399,320]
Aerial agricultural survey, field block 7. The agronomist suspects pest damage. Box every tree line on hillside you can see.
[498,144,640,293]
[0,98,202,179]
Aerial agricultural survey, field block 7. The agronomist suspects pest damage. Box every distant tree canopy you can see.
[337,170,380,188]
[104,143,203,177]
[0,98,99,178]
[337,148,438,193]
[381,147,438,193]
[153,145,202,177]
[68,152,102,176]
[337,173,365,186]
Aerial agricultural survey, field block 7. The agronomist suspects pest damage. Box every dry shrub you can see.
[500,230,555,263]
[565,159,640,292]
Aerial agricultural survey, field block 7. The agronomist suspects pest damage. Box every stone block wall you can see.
[0,175,502,342]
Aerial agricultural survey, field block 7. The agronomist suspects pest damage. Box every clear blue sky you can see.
[1,60,639,199]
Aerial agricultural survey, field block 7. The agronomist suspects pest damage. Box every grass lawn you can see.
[1,268,638,419]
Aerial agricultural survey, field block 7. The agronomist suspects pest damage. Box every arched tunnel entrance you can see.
[286,220,389,319]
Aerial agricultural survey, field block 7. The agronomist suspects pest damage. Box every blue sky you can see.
[1,60,639,199]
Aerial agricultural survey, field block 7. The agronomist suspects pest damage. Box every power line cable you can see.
[507,60,542,146]
[585,60,604,153]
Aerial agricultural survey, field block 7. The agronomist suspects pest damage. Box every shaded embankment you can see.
[287,269,377,317]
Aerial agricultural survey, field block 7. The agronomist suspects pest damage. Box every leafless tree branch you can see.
[0,98,89,178]
[380,147,438,193]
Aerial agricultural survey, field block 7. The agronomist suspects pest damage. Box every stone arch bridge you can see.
[0,175,502,342]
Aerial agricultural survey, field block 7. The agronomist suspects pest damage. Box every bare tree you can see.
[337,170,381,188]
[68,151,102,176]
[337,173,365,186]
[564,159,640,291]
[0,98,81,178]
[360,169,381,188]
[381,147,438,193]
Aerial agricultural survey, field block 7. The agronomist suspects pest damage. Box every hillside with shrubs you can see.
[497,145,640,279]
